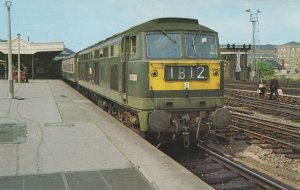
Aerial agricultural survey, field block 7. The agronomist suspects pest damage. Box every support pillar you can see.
[32,54,34,79]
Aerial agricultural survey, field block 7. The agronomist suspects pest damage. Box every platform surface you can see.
[0,80,212,190]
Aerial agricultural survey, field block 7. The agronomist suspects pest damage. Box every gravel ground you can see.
[210,141,300,189]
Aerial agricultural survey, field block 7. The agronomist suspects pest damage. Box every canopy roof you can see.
[0,38,64,54]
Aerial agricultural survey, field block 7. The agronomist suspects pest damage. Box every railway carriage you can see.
[62,18,231,146]
[62,54,76,85]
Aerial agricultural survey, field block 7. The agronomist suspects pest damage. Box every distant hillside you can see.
[257,44,276,50]
[257,42,300,50]
[221,42,300,51]
[282,41,300,45]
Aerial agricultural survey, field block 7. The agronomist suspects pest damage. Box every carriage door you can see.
[121,36,130,102]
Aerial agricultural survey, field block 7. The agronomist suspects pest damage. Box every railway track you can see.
[231,112,300,136]
[162,143,294,190]
[225,88,300,106]
[158,109,300,189]
[225,80,300,96]
[224,94,300,122]
[215,112,300,159]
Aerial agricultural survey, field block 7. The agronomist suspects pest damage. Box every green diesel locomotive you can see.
[62,18,231,147]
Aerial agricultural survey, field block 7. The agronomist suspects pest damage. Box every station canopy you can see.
[0,38,64,55]
[0,38,64,79]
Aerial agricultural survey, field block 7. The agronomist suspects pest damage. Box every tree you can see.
[257,61,274,77]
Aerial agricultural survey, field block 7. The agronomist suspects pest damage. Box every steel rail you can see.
[229,125,300,150]
[225,95,300,111]
[231,112,300,133]
[225,96,300,118]
[198,144,289,190]
[240,96,300,110]
[231,114,300,139]
[225,89,300,106]
[231,121,300,145]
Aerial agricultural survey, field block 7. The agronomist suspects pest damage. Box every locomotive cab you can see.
[139,20,231,146]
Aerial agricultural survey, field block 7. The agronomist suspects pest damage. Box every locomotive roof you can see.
[127,17,216,33]
[78,17,217,54]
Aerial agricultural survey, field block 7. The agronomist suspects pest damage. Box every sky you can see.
[0,0,299,52]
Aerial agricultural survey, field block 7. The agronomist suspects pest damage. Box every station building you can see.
[277,41,300,76]
[221,44,251,80]
[0,37,64,79]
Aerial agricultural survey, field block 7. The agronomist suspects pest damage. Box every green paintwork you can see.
[62,72,75,82]
[62,18,224,132]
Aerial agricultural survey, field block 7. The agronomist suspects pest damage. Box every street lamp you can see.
[18,33,21,83]
[246,9,261,81]
[6,0,13,98]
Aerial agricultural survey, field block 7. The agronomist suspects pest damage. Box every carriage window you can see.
[103,47,109,58]
[121,36,130,55]
[100,49,104,58]
[95,50,100,59]
[110,64,118,90]
[114,44,119,57]
[130,36,136,54]
[110,46,114,57]
[95,62,99,85]
[185,34,218,58]
[146,33,181,58]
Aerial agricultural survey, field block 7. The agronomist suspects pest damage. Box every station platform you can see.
[0,80,212,190]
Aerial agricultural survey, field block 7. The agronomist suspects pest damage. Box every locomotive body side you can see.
[72,18,230,145]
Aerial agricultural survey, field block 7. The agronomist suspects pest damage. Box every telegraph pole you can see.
[6,1,13,98]
[246,9,261,81]
[18,33,21,83]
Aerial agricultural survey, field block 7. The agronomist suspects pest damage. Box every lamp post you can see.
[246,9,261,81]
[18,33,21,83]
[6,0,13,98]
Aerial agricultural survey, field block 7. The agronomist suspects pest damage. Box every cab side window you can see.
[130,35,140,60]
[130,36,136,54]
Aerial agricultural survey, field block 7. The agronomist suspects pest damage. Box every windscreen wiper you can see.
[161,30,177,44]
[192,37,197,54]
